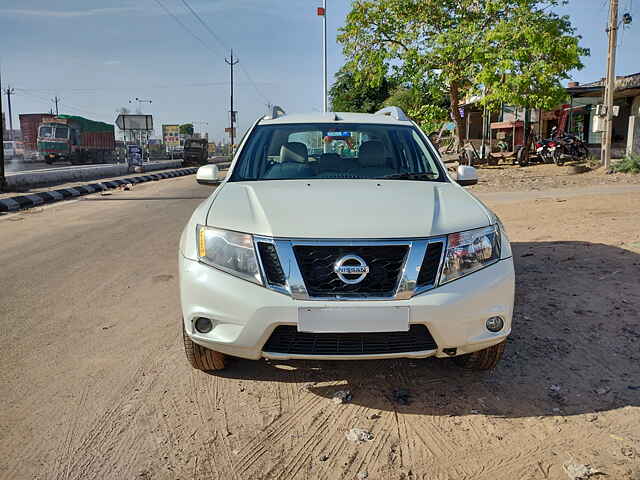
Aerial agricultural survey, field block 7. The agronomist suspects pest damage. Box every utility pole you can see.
[601,0,619,169]
[317,1,328,113]
[5,87,15,141]
[53,96,59,115]
[225,50,239,153]
[0,68,6,191]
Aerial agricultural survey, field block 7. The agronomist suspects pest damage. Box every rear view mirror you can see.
[196,164,222,185]
[456,165,478,186]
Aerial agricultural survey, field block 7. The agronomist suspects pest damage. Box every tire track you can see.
[234,393,325,471]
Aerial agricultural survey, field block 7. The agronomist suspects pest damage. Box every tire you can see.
[553,150,564,166]
[182,323,226,371]
[453,341,506,370]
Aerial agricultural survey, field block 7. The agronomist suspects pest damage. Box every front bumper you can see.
[179,255,515,360]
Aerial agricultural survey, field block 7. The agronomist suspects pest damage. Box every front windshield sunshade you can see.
[229,123,444,181]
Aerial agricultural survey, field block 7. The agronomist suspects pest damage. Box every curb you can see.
[0,167,198,213]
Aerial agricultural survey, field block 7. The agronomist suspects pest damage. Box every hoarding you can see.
[116,114,153,131]
[162,124,180,148]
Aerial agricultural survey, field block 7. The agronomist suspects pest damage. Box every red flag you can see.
[317,7,325,16]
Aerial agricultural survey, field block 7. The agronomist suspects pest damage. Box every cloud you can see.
[0,6,139,18]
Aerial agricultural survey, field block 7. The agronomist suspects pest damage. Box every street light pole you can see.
[322,0,328,113]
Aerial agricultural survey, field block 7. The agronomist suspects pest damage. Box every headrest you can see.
[358,141,386,167]
[320,153,342,170]
[280,142,308,163]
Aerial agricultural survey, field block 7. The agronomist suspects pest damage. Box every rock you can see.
[392,388,411,405]
[357,472,368,479]
[332,390,352,404]
[585,414,598,422]
[562,463,602,480]
[550,384,561,392]
[346,428,374,443]
[368,413,381,420]
[595,387,609,395]
[319,454,329,462]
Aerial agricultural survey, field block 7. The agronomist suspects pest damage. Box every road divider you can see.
[6,160,184,190]
[0,168,198,213]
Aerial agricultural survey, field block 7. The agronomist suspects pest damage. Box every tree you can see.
[338,0,588,147]
[383,84,449,134]
[180,123,194,136]
[329,66,396,113]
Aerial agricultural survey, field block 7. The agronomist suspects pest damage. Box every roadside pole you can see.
[319,1,328,113]
[5,86,15,141]
[0,67,6,191]
[225,50,239,154]
[602,0,619,169]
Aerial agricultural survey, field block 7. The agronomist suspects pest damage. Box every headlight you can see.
[196,225,262,285]
[440,225,501,284]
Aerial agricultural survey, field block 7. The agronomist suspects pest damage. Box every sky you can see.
[1,0,638,142]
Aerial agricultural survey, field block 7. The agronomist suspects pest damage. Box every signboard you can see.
[224,127,236,135]
[116,114,153,131]
[127,144,143,166]
[162,124,180,148]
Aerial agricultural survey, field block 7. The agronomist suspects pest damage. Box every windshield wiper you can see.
[378,172,439,181]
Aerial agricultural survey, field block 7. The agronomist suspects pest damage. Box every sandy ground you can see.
[465,162,640,193]
[0,176,639,480]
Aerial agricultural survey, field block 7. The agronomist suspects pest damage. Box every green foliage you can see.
[330,67,397,113]
[613,153,640,174]
[383,86,448,133]
[180,123,194,136]
[338,0,589,141]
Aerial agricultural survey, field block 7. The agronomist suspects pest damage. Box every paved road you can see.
[1,177,638,479]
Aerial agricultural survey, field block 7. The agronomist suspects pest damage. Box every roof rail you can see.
[374,106,409,121]
[263,105,286,120]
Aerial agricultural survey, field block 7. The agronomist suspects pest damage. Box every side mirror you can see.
[196,164,222,185]
[456,165,478,186]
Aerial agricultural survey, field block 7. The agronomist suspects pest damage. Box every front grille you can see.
[263,324,437,355]
[257,242,286,286]
[293,245,408,297]
[417,241,444,286]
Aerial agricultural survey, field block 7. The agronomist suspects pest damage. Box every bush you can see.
[612,153,640,174]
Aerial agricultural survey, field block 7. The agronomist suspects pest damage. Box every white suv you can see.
[179,107,514,372]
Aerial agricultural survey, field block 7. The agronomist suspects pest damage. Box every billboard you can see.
[162,124,180,148]
[116,114,153,131]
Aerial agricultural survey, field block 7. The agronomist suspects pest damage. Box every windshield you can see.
[54,126,69,139]
[39,126,54,138]
[229,123,444,181]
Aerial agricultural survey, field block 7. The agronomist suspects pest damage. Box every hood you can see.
[207,180,491,238]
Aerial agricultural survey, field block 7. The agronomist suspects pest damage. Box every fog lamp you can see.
[194,317,213,334]
[486,316,504,333]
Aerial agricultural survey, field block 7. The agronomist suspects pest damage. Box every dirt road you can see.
[1,177,639,480]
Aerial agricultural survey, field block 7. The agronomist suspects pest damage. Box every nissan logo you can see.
[334,255,370,284]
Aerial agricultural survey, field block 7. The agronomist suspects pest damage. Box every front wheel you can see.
[553,150,564,166]
[453,341,506,370]
[182,323,226,371]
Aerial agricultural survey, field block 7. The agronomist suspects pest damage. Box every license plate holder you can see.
[297,306,409,333]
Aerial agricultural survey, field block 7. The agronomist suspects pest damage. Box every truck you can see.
[183,138,209,166]
[19,113,49,154]
[36,115,116,164]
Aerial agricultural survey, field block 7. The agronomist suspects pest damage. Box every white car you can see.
[179,107,514,372]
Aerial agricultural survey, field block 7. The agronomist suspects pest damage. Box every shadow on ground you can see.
[207,241,640,418]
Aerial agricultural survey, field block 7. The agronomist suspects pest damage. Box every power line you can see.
[152,0,212,51]
[178,0,272,104]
